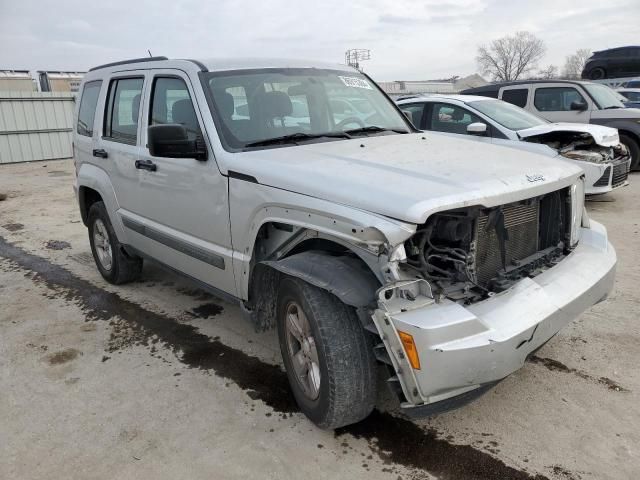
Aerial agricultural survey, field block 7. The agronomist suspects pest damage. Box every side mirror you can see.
[147,124,207,160]
[467,122,488,135]
[570,100,588,111]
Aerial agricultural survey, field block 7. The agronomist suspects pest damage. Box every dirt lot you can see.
[1,159,638,480]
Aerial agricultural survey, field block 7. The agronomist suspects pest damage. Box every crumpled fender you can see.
[261,250,380,307]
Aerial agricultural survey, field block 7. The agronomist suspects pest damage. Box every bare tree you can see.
[476,31,546,81]
[563,48,591,79]
[536,64,559,79]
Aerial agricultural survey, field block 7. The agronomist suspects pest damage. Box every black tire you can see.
[277,276,376,429]
[88,201,142,284]
[589,67,606,80]
[620,133,640,171]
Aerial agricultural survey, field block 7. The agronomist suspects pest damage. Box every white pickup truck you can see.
[73,57,616,428]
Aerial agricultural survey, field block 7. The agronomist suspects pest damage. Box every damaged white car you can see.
[397,94,631,194]
[74,58,616,429]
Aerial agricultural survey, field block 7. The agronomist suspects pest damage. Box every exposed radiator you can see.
[475,202,540,286]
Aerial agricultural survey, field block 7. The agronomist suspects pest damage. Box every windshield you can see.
[618,90,640,102]
[583,83,625,109]
[468,99,548,131]
[204,68,410,150]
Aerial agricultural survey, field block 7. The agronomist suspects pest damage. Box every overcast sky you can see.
[1,0,638,81]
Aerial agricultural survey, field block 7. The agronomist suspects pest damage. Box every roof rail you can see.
[183,59,209,72]
[396,94,422,101]
[89,56,169,72]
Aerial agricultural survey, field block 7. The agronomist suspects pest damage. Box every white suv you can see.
[73,57,616,429]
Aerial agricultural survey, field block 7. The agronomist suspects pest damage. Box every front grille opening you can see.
[612,161,630,188]
[403,188,571,303]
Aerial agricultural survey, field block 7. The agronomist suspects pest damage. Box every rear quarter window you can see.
[77,81,102,136]
[501,89,528,108]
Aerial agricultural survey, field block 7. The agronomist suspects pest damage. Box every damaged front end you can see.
[370,182,620,413]
[522,129,631,191]
[398,188,572,304]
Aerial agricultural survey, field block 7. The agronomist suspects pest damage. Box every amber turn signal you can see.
[398,330,420,370]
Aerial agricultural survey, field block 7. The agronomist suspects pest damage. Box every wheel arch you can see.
[245,221,386,331]
[76,163,124,239]
[617,128,640,147]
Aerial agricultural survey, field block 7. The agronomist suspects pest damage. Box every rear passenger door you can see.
[93,73,148,250]
[530,84,592,123]
[129,70,235,295]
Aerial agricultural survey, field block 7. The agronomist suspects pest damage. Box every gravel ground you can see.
[1,159,638,480]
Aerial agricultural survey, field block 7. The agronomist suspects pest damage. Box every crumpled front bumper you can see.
[584,156,631,195]
[373,220,616,409]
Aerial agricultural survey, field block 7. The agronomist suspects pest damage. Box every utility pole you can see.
[344,49,371,71]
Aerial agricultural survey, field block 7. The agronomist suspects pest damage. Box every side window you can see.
[534,87,586,112]
[77,81,102,137]
[428,103,484,135]
[399,103,425,128]
[150,77,202,141]
[104,78,144,144]
[501,89,528,108]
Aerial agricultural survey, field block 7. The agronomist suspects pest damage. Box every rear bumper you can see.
[373,220,616,409]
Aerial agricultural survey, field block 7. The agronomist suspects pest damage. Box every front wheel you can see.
[620,134,640,171]
[277,276,377,429]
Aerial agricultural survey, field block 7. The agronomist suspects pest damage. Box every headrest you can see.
[451,108,464,121]
[172,99,197,127]
[216,91,235,119]
[132,94,141,123]
[260,91,292,118]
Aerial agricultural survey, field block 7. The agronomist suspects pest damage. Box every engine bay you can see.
[401,189,571,304]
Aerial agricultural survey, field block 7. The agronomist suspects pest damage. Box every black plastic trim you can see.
[402,380,501,418]
[121,217,225,270]
[89,56,168,72]
[125,245,239,306]
[183,59,209,72]
[227,170,259,184]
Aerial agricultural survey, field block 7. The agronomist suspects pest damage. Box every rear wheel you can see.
[620,134,640,171]
[589,67,606,80]
[88,201,142,284]
[277,276,376,429]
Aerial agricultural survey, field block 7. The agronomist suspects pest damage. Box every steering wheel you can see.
[336,116,366,130]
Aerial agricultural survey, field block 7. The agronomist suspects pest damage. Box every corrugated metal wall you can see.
[0,91,75,164]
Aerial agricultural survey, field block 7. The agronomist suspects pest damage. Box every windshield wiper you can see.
[603,105,623,109]
[343,126,409,136]
[243,132,351,148]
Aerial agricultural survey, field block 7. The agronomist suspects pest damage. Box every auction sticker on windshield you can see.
[339,76,373,89]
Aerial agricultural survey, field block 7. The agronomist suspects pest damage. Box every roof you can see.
[594,46,640,53]
[86,56,354,76]
[396,93,491,104]
[460,79,596,94]
[200,57,354,72]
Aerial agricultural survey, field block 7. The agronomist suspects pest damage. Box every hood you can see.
[517,123,619,147]
[226,133,582,224]
[591,106,640,120]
